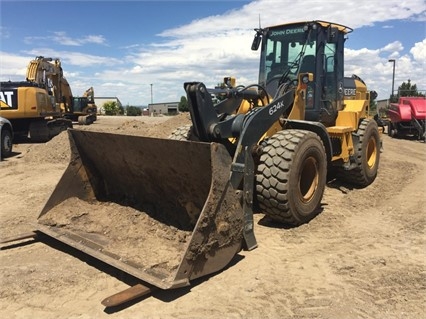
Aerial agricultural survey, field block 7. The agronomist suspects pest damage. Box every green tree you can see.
[178,96,189,112]
[118,104,125,115]
[365,90,378,117]
[126,105,142,116]
[391,79,425,102]
[103,101,119,115]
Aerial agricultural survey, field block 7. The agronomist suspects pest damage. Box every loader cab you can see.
[254,21,352,126]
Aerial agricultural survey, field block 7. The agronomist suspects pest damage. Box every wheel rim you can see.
[299,156,319,203]
[366,137,377,169]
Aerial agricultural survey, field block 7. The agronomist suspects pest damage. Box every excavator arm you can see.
[25,56,73,111]
[26,56,63,88]
[82,87,95,103]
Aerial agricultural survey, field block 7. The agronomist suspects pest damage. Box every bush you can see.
[126,106,142,116]
[103,101,119,115]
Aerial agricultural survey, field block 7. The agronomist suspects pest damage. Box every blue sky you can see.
[1,0,425,106]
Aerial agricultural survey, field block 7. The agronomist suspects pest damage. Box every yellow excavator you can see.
[0,56,96,141]
[2,21,381,306]
[25,56,74,111]
[28,57,97,124]
[65,86,98,125]
[0,57,73,141]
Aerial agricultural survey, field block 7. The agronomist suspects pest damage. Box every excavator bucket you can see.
[36,129,244,290]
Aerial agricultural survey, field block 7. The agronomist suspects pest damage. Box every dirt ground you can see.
[0,114,425,319]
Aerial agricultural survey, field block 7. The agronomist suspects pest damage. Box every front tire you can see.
[255,129,327,226]
[1,128,13,158]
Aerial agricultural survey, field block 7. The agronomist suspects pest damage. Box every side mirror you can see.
[251,30,262,51]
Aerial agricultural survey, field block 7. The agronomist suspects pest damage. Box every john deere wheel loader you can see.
[2,21,381,307]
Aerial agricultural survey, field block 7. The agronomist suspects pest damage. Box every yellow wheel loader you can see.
[2,21,381,307]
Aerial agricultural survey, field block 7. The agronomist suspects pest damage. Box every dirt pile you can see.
[39,197,192,278]
[114,113,191,138]
[1,114,425,318]
[24,131,71,164]
[22,114,192,164]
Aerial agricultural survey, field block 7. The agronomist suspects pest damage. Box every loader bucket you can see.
[36,129,244,290]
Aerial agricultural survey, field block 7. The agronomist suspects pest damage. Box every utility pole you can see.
[388,59,396,100]
[150,83,153,104]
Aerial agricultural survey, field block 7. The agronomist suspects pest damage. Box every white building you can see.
[148,102,179,116]
[95,97,123,114]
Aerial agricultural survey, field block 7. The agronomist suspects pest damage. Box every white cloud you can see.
[25,31,107,46]
[0,52,34,80]
[344,40,426,99]
[22,49,122,67]
[118,0,426,103]
[51,32,81,46]
[2,0,426,104]
[82,35,106,45]
[410,39,426,62]
[159,0,426,37]
[381,41,404,53]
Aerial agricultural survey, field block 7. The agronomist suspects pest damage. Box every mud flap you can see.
[36,129,244,290]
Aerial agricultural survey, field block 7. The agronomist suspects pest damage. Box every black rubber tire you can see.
[340,119,380,187]
[1,128,13,158]
[29,120,49,142]
[388,121,397,138]
[78,116,88,125]
[168,124,198,141]
[255,129,327,226]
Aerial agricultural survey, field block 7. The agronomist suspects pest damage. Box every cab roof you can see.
[268,20,353,34]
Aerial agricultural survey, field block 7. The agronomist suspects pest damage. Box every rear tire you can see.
[388,121,397,138]
[339,119,380,187]
[255,130,327,226]
[1,128,13,158]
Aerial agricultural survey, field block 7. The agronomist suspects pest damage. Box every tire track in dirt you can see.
[318,136,426,318]
[1,119,425,318]
[242,135,426,318]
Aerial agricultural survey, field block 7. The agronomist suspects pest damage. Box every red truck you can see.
[387,97,426,140]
